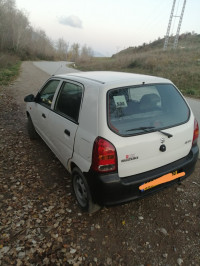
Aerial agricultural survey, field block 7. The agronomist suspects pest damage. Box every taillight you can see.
[192,119,199,146]
[92,137,117,173]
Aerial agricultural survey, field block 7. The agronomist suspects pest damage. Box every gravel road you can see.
[0,62,199,265]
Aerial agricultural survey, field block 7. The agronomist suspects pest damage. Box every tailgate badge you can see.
[121,154,138,162]
[160,137,165,143]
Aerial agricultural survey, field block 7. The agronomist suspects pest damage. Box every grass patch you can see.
[0,61,21,86]
[76,49,200,99]
[76,34,200,98]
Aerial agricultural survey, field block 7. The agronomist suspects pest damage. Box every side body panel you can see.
[71,81,100,173]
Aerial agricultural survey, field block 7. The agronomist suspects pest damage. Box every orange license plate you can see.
[140,171,185,191]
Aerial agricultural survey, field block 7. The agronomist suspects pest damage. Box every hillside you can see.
[114,32,200,56]
[76,33,200,98]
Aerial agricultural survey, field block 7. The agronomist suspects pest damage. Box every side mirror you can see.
[24,94,35,102]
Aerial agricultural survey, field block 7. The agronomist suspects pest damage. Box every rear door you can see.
[47,81,83,168]
[107,83,193,177]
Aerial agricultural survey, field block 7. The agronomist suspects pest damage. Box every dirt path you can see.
[0,62,200,265]
[9,61,50,107]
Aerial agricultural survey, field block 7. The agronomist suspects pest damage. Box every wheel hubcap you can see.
[74,175,88,207]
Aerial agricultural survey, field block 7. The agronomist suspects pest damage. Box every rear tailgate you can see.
[114,117,194,178]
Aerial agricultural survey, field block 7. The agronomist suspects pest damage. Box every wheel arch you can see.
[71,165,101,213]
[26,111,30,118]
[69,161,79,174]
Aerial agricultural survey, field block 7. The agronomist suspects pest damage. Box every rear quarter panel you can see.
[71,81,100,173]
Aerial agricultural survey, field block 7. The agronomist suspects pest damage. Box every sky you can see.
[15,0,200,56]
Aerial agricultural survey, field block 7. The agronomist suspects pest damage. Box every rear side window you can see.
[55,82,83,122]
[107,84,190,136]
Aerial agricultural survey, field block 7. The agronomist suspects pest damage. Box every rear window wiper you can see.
[126,126,173,138]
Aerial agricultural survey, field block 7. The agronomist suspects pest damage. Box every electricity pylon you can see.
[173,0,187,49]
[163,0,187,50]
[163,0,176,50]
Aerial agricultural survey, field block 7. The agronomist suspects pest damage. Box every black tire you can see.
[27,116,38,140]
[72,167,101,213]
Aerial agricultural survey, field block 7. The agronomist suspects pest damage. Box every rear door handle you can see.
[42,113,46,118]
[64,129,70,136]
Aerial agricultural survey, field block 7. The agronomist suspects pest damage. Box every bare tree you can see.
[31,29,55,59]
[0,0,56,59]
[11,10,30,51]
[80,44,94,59]
[0,0,16,50]
[0,0,93,61]
[56,38,69,60]
[68,43,80,62]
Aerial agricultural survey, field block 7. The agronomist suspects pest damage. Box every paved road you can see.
[34,61,200,155]
[33,61,80,75]
[186,97,200,124]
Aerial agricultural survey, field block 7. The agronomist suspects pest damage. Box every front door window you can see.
[37,80,60,108]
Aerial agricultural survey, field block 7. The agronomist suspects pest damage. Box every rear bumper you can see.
[85,145,199,206]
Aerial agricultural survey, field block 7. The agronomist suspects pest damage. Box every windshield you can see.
[107,84,190,136]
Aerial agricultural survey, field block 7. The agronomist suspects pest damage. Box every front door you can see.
[32,79,61,142]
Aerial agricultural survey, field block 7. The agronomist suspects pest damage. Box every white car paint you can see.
[186,97,200,156]
[26,71,198,179]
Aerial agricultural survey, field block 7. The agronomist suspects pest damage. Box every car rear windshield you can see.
[107,84,190,136]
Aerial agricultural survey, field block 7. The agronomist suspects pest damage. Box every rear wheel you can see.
[27,116,38,140]
[72,167,101,213]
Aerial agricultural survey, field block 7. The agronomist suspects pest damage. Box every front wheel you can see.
[72,167,101,213]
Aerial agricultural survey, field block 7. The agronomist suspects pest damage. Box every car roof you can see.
[54,71,170,86]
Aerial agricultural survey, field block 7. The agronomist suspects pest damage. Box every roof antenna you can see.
[52,64,63,76]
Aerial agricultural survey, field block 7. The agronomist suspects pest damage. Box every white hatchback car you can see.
[24,71,199,213]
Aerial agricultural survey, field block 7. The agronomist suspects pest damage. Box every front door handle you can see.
[64,129,70,136]
[42,113,46,118]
